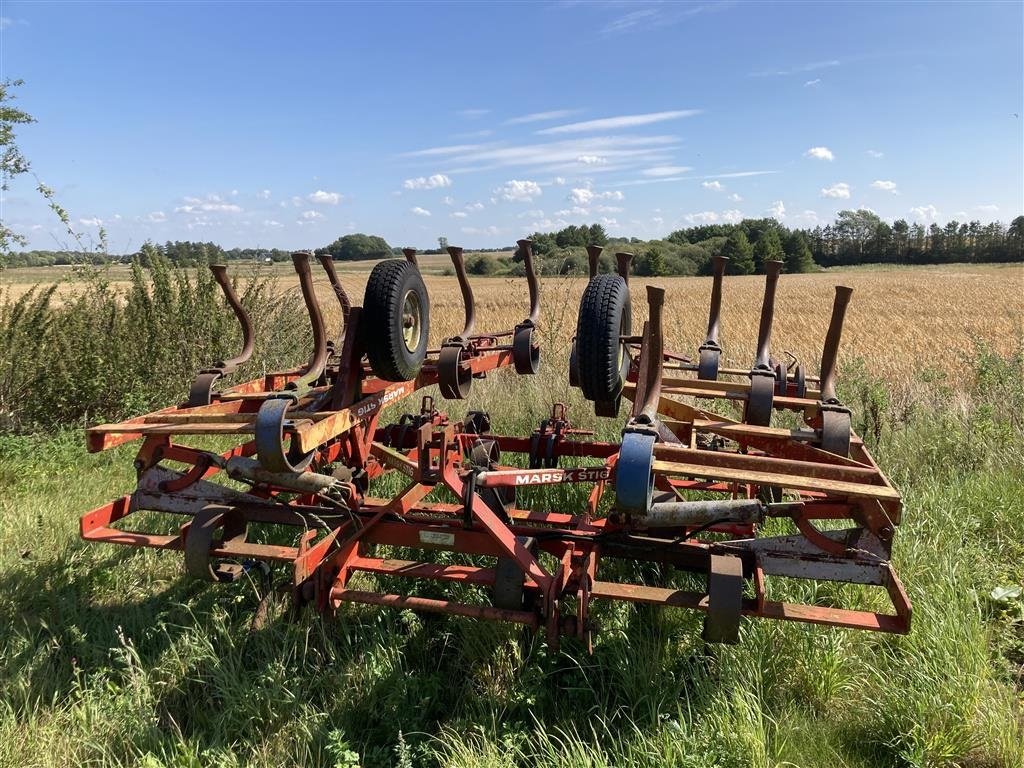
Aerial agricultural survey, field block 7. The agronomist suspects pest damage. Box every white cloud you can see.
[462,225,504,236]
[537,110,702,135]
[465,201,485,211]
[975,204,999,213]
[728,193,743,202]
[308,190,342,205]
[871,180,898,193]
[505,109,580,125]
[493,179,542,202]
[145,211,167,223]
[805,146,834,161]
[568,187,624,205]
[600,217,619,227]
[702,181,725,192]
[257,189,271,200]
[301,210,323,220]
[684,209,743,225]
[177,199,243,213]
[402,174,452,191]
[457,108,490,119]
[767,200,786,218]
[263,219,284,228]
[78,217,103,227]
[794,210,820,224]
[643,165,693,177]
[804,78,821,87]
[450,211,468,219]
[865,149,884,158]
[552,177,567,186]
[821,182,851,199]
[576,155,608,165]
[442,196,455,206]
[410,206,432,217]
[909,204,939,222]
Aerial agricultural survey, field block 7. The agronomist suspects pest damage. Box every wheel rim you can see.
[401,289,422,353]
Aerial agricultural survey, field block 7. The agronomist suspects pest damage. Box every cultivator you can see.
[80,242,909,646]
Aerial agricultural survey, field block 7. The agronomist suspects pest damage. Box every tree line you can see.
[4,211,1021,273]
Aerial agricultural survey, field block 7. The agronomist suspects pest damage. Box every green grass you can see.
[0,345,1022,766]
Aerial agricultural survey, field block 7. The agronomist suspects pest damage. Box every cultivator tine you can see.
[697,255,727,380]
[513,239,542,374]
[401,247,418,266]
[185,264,256,407]
[446,245,476,339]
[633,286,666,425]
[746,260,783,426]
[819,286,853,403]
[287,251,330,394]
[818,285,855,455]
[517,239,541,326]
[315,251,351,333]
[754,260,783,371]
[615,252,633,284]
[586,244,602,280]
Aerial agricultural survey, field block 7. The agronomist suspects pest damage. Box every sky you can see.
[2,0,1022,253]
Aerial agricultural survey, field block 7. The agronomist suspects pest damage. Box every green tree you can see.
[783,231,815,273]
[752,228,784,273]
[721,230,755,275]
[317,233,392,261]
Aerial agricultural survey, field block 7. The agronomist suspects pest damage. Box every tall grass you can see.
[0,257,308,430]
[0,267,1021,767]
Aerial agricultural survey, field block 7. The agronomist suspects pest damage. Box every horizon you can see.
[2,1,1022,253]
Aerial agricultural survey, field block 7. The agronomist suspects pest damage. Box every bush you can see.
[0,258,307,429]
[465,254,499,275]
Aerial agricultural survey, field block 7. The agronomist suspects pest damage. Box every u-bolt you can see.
[209,264,255,372]
[637,286,666,423]
[288,251,329,392]
[753,260,783,371]
[446,245,476,339]
[703,255,728,349]
[315,252,351,329]
[615,252,633,284]
[402,247,418,266]
[586,245,603,280]
[516,239,541,325]
[819,286,853,403]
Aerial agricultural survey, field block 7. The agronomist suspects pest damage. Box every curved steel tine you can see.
[615,252,634,285]
[314,252,351,334]
[402,247,419,266]
[586,244,602,280]
[636,286,666,423]
[446,245,476,339]
[703,255,728,349]
[819,286,854,403]
[516,239,541,325]
[288,251,329,393]
[210,264,255,372]
[753,260,783,371]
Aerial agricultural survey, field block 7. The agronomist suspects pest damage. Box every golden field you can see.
[3,260,1021,385]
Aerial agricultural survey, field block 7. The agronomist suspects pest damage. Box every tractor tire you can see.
[361,259,430,382]
[575,274,631,403]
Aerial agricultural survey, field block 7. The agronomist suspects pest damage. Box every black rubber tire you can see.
[576,274,631,402]
[361,259,430,382]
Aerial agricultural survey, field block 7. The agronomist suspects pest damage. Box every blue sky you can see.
[2,0,1022,252]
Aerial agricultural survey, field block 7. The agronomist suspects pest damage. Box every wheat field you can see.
[3,260,1022,386]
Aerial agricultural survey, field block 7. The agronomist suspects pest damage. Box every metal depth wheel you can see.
[362,259,430,382]
[512,323,541,375]
[184,504,248,583]
[615,431,656,515]
[745,373,775,427]
[255,397,315,473]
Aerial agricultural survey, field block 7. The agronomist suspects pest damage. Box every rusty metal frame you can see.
[78,241,910,649]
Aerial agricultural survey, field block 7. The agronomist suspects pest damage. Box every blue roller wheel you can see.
[615,431,656,514]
